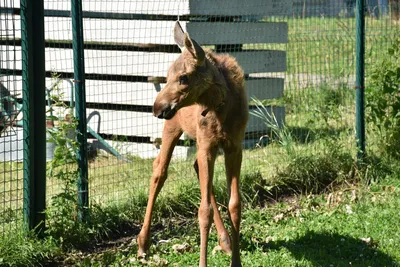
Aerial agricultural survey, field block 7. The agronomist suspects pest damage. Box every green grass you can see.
[51,175,400,267]
[252,16,400,76]
[0,231,60,266]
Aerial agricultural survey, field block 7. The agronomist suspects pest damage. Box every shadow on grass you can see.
[260,231,396,266]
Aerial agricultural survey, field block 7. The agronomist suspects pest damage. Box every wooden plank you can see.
[83,78,285,106]
[230,50,286,73]
[81,20,289,45]
[1,47,285,78]
[187,0,291,17]
[1,16,287,44]
[84,81,160,106]
[4,0,292,17]
[88,105,285,159]
[187,22,287,44]
[81,20,288,45]
[247,106,285,133]
[2,76,283,108]
[0,123,284,162]
[89,139,193,159]
[1,46,285,78]
[246,78,284,100]
[1,77,161,106]
[85,108,163,139]
[0,127,24,162]
[84,105,284,140]
[0,46,179,76]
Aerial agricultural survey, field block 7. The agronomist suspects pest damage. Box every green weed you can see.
[0,231,59,267]
[366,38,400,159]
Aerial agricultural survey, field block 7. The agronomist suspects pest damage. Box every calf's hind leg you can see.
[224,147,243,267]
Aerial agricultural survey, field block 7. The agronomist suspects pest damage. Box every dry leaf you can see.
[265,236,274,243]
[273,213,284,222]
[360,237,371,244]
[172,243,191,253]
[351,190,357,202]
[326,193,333,206]
[345,204,353,214]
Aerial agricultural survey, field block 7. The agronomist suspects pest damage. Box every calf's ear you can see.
[184,34,205,66]
[174,21,185,50]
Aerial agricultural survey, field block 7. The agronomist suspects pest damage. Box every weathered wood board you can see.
[1,16,288,44]
[85,108,163,139]
[247,106,285,132]
[1,46,286,75]
[85,106,284,139]
[89,138,194,159]
[5,0,292,17]
[246,78,284,100]
[2,77,284,106]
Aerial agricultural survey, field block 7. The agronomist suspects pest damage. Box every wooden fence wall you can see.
[1,0,289,159]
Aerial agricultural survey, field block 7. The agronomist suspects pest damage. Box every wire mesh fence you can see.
[0,0,399,236]
[0,0,24,235]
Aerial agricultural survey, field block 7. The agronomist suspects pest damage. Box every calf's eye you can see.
[179,75,189,85]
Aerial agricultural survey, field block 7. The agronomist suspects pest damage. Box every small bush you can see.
[366,38,400,158]
[269,139,355,195]
[284,81,353,126]
[250,97,357,197]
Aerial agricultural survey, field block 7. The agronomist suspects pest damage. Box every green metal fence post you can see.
[71,0,89,222]
[21,0,46,233]
[356,0,366,160]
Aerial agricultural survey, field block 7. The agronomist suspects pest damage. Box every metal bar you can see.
[87,127,124,160]
[20,0,46,233]
[71,0,89,222]
[356,0,366,160]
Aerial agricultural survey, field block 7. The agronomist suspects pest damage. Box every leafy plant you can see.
[313,82,351,126]
[250,97,294,155]
[44,77,85,248]
[366,38,400,158]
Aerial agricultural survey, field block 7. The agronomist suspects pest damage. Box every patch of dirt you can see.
[47,218,197,266]
[46,224,140,266]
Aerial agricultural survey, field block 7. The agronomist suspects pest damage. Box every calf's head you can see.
[153,22,212,120]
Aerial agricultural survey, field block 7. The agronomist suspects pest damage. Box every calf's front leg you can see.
[194,159,232,254]
[137,121,182,257]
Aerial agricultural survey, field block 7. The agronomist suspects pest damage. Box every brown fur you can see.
[137,22,248,267]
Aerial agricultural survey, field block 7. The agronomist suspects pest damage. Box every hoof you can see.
[137,247,148,258]
[219,233,232,255]
[137,234,150,258]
